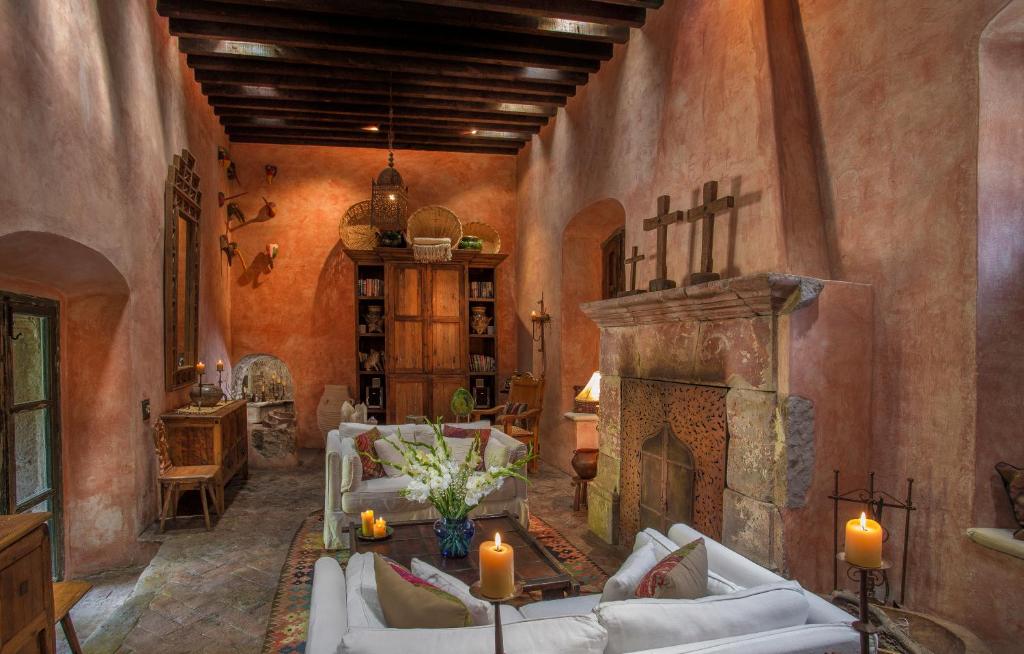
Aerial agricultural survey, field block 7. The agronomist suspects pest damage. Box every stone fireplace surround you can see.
[581,273,874,590]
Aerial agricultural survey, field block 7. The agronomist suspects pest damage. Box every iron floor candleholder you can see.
[838,553,891,654]
[469,581,524,654]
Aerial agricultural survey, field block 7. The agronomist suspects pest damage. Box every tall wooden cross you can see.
[642,195,685,291]
[684,181,735,285]
[617,246,646,297]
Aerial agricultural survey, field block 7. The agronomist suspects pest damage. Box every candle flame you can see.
[494,533,502,550]
[859,512,867,531]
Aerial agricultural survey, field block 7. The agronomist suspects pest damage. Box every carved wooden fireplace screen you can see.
[640,426,696,534]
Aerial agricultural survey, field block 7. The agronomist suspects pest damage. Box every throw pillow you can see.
[373,436,408,478]
[600,541,659,602]
[444,437,477,468]
[483,438,511,469]
[502,401,529,429]
[411,558,493,625]
[444,425,490,470]
[996,462,1024,539]
[354,427,384,480]
[635,538,708,600]
[373,554,471,628]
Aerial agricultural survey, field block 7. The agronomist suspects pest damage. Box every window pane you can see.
[12,314,49,404]
[15,408,50,504]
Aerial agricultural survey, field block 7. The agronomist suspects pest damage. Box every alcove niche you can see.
[232,354,298,468]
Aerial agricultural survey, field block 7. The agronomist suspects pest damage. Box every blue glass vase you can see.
[433,516,475,558]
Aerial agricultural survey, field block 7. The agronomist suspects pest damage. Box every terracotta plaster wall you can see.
[0,1,232,576]
[226,144,517,448]
[515,0,1020,647]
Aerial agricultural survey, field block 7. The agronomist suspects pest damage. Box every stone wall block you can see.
[725,389,783,503]
[694,316,775,391]
[722,489,785,573]
[587,483,619,545]
[597,374,622,460]
[635,321,699,382]
[783,395,815,508]
[600,327,638,378]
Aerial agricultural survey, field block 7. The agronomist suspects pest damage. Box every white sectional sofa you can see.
[306,520,859,654]
[323,422,529,550]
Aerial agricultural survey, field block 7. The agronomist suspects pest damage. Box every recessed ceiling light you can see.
[466,129,479,136]
[362,125,380,132]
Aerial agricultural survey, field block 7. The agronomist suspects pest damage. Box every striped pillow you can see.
[502,401,529,429]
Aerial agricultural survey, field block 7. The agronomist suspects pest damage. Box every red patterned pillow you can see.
[444,425,490,469]
[354,427,384,479]
[635,538,708,600]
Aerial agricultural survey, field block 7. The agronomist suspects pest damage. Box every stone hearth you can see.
[581,274,874,585]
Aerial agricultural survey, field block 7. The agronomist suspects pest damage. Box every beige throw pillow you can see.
[373,554,471,628]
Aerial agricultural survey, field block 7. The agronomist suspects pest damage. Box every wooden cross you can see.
[684,181,735,285]
[617,246,646,297]
[642,195,685,291]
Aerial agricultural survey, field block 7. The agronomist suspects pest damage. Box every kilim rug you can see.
[261,511,610,654]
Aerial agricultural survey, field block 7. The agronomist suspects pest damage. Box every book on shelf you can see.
[470,354,496,373]
[469,281,495,299]
[358,278,384,297]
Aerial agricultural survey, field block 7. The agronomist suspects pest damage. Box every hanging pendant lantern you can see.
[370,99,408,231]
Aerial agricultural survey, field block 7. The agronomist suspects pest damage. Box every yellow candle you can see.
[845,512,883,568]
[479,532,515,598]
[216,359,225,372]
[360,510,374,537]
[373,517,387,538]
[195,361,206,374]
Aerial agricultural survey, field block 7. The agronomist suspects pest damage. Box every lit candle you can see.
[373,517,387,538]
[216,359,224,372]
[360,510,374,537]
[479,532,515,598]
[844,512,883,568]
[195,361,206,374]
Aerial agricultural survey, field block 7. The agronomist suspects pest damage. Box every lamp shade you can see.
[574,371,601,413]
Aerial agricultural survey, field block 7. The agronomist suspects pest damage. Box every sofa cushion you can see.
[411,558,493,626]
[621,623,860,654]
[345,552,386,629]
[374,554,471,628]
[445,425,490,469]
[595,581,810,654]
[341,475,517,515]
[518,594,602,620]
[600,542,659,602]
[340,614,608,654]
[354,427,385,479]
[374,436,410,478]
[635,538,708,600]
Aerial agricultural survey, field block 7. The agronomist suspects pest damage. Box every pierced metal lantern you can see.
[370,150,408,231]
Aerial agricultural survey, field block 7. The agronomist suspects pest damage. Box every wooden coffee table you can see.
[348,512,580,599]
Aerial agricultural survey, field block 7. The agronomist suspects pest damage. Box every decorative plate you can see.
[407,206,463,246]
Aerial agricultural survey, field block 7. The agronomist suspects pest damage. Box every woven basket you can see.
[407,206,462,246]
[462,221,501,254]
[339,200,377,250]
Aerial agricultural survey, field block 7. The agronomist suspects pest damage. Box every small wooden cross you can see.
[642,195,685,291]
[617,246,646,297]
[684,181,735,285]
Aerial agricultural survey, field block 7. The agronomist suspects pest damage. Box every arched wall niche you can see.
[542,199,625,474]
[0,231,137,576]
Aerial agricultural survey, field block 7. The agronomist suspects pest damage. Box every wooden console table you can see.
[160,399,248,512]
[0,513,56,654]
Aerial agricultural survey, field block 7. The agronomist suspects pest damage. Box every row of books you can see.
[469,354,496,372]
[358,278,384,296]
[470,281,495,299]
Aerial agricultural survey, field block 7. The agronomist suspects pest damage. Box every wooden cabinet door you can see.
[427,265,466,374]
[388,376,429,424]
[387,264,426,373]
[430,376,469,423]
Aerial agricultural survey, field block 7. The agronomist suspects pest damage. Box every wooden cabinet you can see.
[347,248,505,424]
[0,514,55,654]
[158,400,248,511]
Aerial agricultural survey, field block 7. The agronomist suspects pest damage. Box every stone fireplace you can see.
[581,274,874,588]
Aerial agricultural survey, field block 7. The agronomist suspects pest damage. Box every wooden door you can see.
[427,265,466,374]
[639,426,694,534]
[388,376,429,424]
[430,376,468,423]
[387,264,426,373]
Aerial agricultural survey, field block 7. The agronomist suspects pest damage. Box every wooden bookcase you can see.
[346,248,506,424]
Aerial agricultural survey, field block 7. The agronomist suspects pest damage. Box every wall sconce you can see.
[574,371,601,414]
[530,293,552,375]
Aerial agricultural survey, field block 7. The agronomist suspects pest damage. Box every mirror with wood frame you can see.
[163,149,201,390]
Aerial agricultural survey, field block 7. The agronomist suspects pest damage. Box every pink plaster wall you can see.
[515,0,1020,647]
[0,1,232,576]
[225,144,518,449]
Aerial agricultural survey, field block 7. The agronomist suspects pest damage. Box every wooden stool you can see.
[572,475,589,512]
[53,580,92,654]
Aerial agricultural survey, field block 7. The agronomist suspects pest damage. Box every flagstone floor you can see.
[63,455,625,654]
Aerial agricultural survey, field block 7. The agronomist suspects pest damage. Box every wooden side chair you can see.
[471,372,545,472]
[53,580,91,654]
[154,420,220,531]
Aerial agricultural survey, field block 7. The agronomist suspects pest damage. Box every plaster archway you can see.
[0,231,135,576]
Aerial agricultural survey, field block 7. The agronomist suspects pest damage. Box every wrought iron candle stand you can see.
[837,553,891,654]
[830,470,916,607]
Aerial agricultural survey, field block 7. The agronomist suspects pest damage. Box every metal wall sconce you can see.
[530,293,552,375]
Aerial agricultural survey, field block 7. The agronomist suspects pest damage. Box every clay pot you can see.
[189,383,224,408]
[471,306,492,335]
[317,384,351,436]
[571,448,599,480]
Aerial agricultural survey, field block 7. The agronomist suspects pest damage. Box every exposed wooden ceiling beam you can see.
[226,126,525,148]
[222,117,535,141]
[399,0,648,28]
[216,111,542,134]
[210,98,551,126]
[198,0,631,43]
[228,133,519,156]
[178,38,590,86]
[168,18,601,73]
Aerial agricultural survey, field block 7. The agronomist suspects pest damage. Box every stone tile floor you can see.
[67,455,625,653]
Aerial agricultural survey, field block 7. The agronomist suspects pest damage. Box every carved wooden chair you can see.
[154,420,220,531]
[471,372,545,472]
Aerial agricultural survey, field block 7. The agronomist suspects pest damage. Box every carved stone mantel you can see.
[580,273,874,587]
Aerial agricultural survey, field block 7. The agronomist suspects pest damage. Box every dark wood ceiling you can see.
[157,0,662,155]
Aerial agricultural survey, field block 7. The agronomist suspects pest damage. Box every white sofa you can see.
[323,422,529,550]
[306,521,860,654]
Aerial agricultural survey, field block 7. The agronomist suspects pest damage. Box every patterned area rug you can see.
[261,511,610,654]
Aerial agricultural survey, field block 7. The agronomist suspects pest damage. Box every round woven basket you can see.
[461,221,501,254]
[339,200,377,250]
[407,206,462,245]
